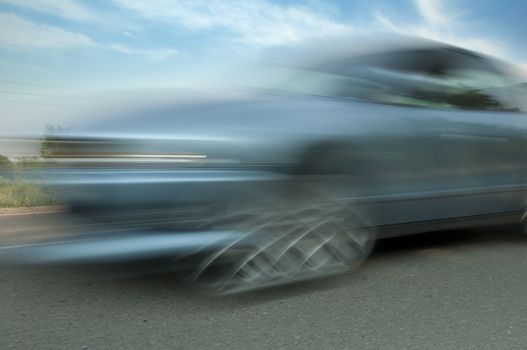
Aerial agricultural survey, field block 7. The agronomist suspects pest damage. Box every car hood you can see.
[44,89,421,166]
[63,90,362,140]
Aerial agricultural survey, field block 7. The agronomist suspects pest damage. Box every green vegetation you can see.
[0,153,57,209]
[0,177,56,208]
[39,123,71,158]
[0,124,70,208]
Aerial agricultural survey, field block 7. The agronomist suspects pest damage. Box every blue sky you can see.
[0,0,526,134]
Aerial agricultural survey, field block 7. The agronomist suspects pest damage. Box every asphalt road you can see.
[2,213,527,349]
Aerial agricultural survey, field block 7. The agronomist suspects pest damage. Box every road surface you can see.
[1,213,527,349]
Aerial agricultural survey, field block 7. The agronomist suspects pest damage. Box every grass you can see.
[0,175,56,208]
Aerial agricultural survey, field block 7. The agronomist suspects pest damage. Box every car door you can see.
[335,47,527,223]
[399,49,527,219]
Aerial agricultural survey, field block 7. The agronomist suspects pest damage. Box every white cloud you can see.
[375,0,505,58]
[1,0,99,22]
[113,0,356,47]
[0,12,96,49]
[414,0,450,27]
[0,13,178,61]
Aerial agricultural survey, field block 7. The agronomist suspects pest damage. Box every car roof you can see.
[267,35,498,70]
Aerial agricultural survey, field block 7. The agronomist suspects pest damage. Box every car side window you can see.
[330,49,524,112]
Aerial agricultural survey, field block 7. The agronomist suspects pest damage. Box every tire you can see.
[189,175,376,294]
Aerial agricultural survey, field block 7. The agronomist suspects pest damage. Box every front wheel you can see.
[189,176,376,294]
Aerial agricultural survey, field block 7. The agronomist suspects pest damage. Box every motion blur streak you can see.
[1,37,527,294]
[0,231,240,264]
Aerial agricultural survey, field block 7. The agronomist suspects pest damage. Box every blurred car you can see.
[13,39,527,293]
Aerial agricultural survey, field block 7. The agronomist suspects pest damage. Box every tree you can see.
[39,123,71,158]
